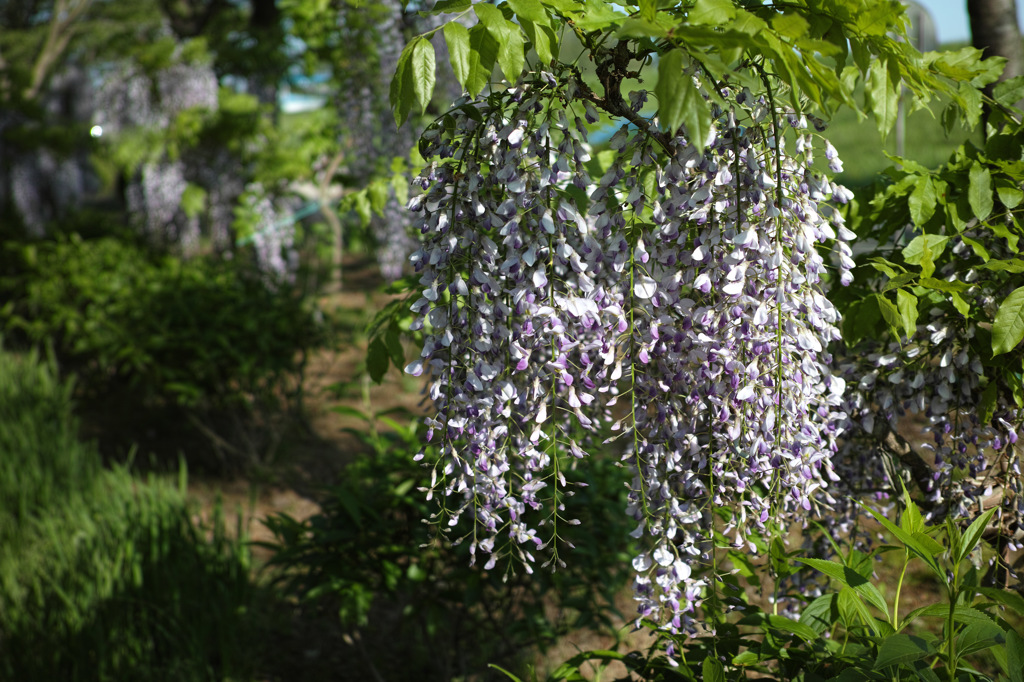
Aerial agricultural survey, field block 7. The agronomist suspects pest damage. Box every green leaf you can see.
[957,505,998,564]
[475,2,525,83]
[908,175,937,226]
[1008,629,1024,682]
[368,179,389,217]
[903,604,996,628]
[443,22,472,89]
[867,58,899,135]
[882,272,918,292]
[918,277,969,294]
[899,487,925,535]
[870,257,904,278]
[837,585,879,634]
[508,0,549,24]
[689,0,735,25]
[409,37,436,115]
[487,663,524,682]
[466,24,498,97]
[993,286,1024,356]
[796,558,888,616]
[957,620,1005,656]
[390,41,415,124]
[800,593,840,634]
[990,216,1021,251]
[367,338,390,383]
[772,12,809,39]
[703,657,725,682]
[896,289,918,339]
[961,235,991,261]
[431,0,471,12]
[997,185,1024,209]
[384,323,405,368]
[353,191,372,226]
[521,19,555,65]
[656,49,706,147]
[858,503,944,580]
[902,235,949,269]
[993,75,1024,108]
[875,294,902,340]
[979,380,999,424]
[737,611,821,642]
[638,0,657,22]
[969,162,994,221]
[874,633,936,670]
[977,587,1024,619]
[661,52,709,148]
[981,259,1024,273]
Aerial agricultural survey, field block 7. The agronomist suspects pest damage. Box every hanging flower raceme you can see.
[405,71,853,631]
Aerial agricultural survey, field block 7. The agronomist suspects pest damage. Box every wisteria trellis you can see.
[403,68,857,632]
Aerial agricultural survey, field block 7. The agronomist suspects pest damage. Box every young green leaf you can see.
[992,286,1024,356]
[656,49,708,149]
[475,3,525,84]
[969,161,994,221]
[463,24,498,97]
[689,0,735,25]
[859,503,944,580]
[390,41,415,124]
[899,486,925,535]
[896,289,918,339]
[867,58,899,135]
[902,235,949,267]
[410,37,436,115]
[796,557,889,616]
[956,505,997,565]
[443,22,472,89]
[908,175,937,226]
[508,0,549,24]
[874,293,903,340]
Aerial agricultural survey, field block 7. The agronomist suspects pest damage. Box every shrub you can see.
[260,406,634,680]
[0,234,327,467]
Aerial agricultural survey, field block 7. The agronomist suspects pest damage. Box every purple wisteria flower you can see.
[405,70,855,633]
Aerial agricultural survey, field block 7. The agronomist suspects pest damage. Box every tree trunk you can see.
[967,0,1024,122]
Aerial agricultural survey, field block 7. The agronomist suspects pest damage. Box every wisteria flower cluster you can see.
[403,68,856,633]
[836,234,1024,553]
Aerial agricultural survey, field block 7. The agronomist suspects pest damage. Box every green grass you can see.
[0,348,261,682]
[827,96,981,189]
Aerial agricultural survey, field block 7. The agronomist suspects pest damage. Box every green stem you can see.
[893,548,909,629]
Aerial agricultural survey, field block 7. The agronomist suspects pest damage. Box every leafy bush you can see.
[0,348,259,681]
[526,491,1024,682]
[260,406,633,681]
[1,234,324,410]
[0,234,328,468]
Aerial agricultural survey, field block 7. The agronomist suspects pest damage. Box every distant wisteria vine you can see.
[404,67,856,633]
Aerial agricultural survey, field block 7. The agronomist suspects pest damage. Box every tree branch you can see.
[24,0,92,102]
[575,40,672,152]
